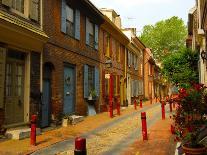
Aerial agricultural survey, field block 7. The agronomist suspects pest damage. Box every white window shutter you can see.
[61,0,66,33]
[30,0,39,22]
[0,47,6,108]
[2,0,12,7]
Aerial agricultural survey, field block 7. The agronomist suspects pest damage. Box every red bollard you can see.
[117,99,120,115]
[169,103,172,112]
[74,137,86,155]
[134,99,137,110]
[30,114,37,146]
[173,102,175,108]
[141,112,148,140]
[171,125,175,134]
[161,101,165,120]
[109,101,113,118]
[140,99,142,108]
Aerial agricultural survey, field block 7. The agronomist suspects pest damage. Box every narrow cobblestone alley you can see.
[31,103,172,155]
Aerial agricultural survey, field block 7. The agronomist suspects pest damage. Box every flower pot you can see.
[182,144,206,155]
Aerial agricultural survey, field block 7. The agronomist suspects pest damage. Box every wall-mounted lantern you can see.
[201,50,207,62]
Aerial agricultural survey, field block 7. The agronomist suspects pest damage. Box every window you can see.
[86,17,99,49]
[66,5,75,37]
[88,66,95,94]
[84,65,99,98]
[61,0,80,40]
[2,0,39,22]
[12,0,24,13]
[116,42,121,62]
[105,33,110,57]
[88,20,95,47]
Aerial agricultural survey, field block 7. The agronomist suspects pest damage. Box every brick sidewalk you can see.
[122,117,176,155]
[0,100,156,155]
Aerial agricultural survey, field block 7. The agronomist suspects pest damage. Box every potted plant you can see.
[88,89,97,101]
[173,83,207,154]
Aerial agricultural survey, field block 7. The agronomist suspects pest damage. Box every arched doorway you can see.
[41,62,54,128]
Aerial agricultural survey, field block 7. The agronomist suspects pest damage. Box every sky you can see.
[90,0,195,35]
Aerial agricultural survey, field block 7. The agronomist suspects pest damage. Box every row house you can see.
[144,48,155,101]
[99,9,129,111]
[122,28,145,105]
[188,0,207,85]
[0,0,48,127]
[42,0,104,127]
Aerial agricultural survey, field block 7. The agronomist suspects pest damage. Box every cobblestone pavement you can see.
[55,103,169,155]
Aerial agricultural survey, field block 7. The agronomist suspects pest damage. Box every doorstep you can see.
[6,127,41,140]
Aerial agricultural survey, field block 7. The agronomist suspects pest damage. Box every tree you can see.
[162,48,199,87]
[140,16,187,61]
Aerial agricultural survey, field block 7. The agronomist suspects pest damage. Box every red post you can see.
[117,97,120,115]
[169,102,172,112]
[141,112,148,140]
[74,137,86,155]
[30,114,37,146]
[134,99,137,110]
[161,101,165,120]
[171,125,175,134]
[140,99,142,108]
[109,74,113,118]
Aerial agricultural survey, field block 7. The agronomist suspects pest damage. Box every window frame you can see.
[65,4,75,37]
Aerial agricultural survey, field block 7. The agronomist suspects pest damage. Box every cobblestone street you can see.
[30,102,174,155]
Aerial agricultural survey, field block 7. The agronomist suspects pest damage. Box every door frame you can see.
[63,63,76,114]
[4,49,30,127]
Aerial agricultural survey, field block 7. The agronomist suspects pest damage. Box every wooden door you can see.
[5,58,24,125]
[63,65,75,115]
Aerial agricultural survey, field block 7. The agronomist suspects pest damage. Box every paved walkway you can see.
[0,100,155,155]
[122,118,176,155]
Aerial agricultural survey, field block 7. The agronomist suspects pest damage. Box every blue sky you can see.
[90,0,195,35]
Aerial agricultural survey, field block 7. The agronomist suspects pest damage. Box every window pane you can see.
[12,0,24,13]
[66,21,74,36]
[88,21,94,35]
[89,34,94,47]
[88,66,94,94]
[66,6,74,22]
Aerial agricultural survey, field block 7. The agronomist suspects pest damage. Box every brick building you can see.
[122,28,145,105]
[42,0,104,127]
[0,0,48,127]
[98,9,129,111]
[143,48,155,101]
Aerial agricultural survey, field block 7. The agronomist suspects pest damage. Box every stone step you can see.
[69,115,84,125]
[6,127,41,140]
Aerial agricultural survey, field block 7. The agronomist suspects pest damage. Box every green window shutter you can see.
[2,0,12,7]
[61,0,66,33]
[0,48,6,108]
[94,67,99,97]
[85,17,90,45]
[84,65,89,98]
[94,24,99,50]
[30,0,39,22]
[75,9,80,40]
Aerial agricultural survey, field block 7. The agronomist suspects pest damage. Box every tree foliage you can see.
[140,16,187,61]
[162,48,199,87]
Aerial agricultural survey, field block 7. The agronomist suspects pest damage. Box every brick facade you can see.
[43,0,104,119]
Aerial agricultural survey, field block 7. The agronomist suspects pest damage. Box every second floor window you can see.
[12,0,24,13]
[86,17,99,50]
[2,0,39,22]
[66,5,74,37]
[61,0,80,40]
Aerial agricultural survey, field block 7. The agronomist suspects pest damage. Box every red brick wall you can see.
[43,0,101,117]
[99,28,125,111]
